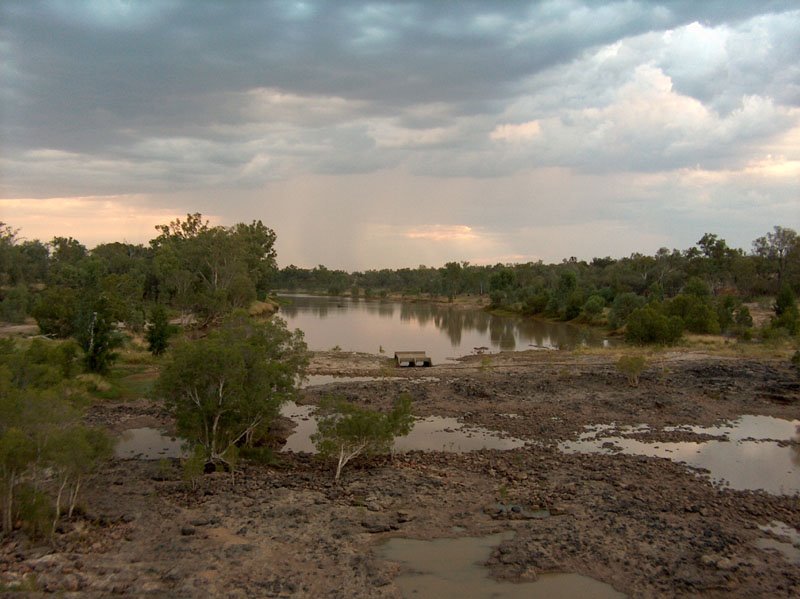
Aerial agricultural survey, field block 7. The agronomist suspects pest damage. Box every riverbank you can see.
[2,348,799,597]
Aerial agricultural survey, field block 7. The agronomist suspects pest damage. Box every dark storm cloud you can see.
[3,0,795,155]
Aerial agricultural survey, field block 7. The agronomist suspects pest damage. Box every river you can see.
[276,294,611,364]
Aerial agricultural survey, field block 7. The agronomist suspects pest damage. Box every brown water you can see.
[115,428,186,459]
[560,416,800,495]
[278,294,611,363]
[756,521,800,564]
[376,532,626,598]
[280,402,525,454]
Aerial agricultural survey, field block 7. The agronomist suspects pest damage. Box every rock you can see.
[361,519,396,533]
[180,526,196,536]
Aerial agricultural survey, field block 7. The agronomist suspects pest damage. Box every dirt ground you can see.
[2,348,799,597]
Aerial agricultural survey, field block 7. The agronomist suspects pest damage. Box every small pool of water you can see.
[560,416,800,495]
[280,402,525,454]
[376,532,626,598]
[115,428,186,459]
[756,521,800,564]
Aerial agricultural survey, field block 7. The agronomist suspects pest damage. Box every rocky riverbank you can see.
[2,349,798,597]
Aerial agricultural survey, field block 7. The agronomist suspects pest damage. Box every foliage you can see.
[145,304,176,356]
[182,445,207,491]
[0,340,112,538]
[0,285,30,323]
[151,214,277,326]
[312,394,413,481]
[666,294,720,334]
[581,294,605,324]
[770,283,799,336]
[156,312,308,466]
[616,355,647,387]
[625,305,683,344]
[608,292,646,330]
[32,286,79,338]
[74,295,124,373]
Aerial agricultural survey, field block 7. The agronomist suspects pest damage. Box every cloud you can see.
[490,121,542,142]
[1,1,798,269]
[405,225,480,242]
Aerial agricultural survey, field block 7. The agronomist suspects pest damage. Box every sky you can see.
[1,1,798,270]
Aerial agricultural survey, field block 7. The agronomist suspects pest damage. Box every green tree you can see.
[156,312,307,466]
[625,305,683,344]
[32,286,79,338]
[753,226,798,289]
[145,305,175,356]
[608,292,646,329]
[312,394,413,481]
[771,283,799,335]
[74,296,123,373]
[581,295,605,324]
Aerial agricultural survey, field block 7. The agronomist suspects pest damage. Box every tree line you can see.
[272,227,799,342]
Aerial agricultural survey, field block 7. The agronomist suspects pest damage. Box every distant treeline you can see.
[1,219,798,344]
[276,229,799,301]
[272,227,800,341]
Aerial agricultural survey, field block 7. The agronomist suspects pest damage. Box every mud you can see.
[2,349,799,597]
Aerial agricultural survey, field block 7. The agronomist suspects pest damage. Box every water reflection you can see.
[279,402,525,454]
[377,533,626,598]
[115,428,186,459]
[278,295,610,363]
[560,416,800,495]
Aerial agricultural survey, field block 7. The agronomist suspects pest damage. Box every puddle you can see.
[560,416,800,495]
[280,402,525,454]
[756,521,800,564]
[115,428,186,459]
[376,532,626,598]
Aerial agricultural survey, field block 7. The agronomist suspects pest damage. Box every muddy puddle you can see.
[376,532,626,598]
[280,402,525,454]
[560,415,800,494]
[756,521,800,564]
[114,428,186,459]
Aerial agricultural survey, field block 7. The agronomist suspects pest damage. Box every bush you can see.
[145,305,176,356]
[616,355,647,387]
[312,394,413,481]
[625,305,683,344]
[666,294,719,334]
[609,292,646,329]
[581,295,605,323]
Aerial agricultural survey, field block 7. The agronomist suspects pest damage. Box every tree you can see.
[145,305,175,356]
[156,312,308,466]
[49,426,113,529]
[74,295,123,373]
[608,292,646,330]
[151,214,278,326]
[625,305,683,344]
[581,295,605,324]
[771,283,799,335]
[312,394,413,481]
[753,226,799,289]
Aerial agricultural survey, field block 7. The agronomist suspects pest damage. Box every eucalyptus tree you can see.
[156,311,308,466]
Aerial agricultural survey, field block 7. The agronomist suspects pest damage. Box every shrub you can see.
[312,394,413,481]
[616,355,647,387]
[666,294,719,334]
[581,295,605,323]
[625,305,683,344]
[609,292,646,329]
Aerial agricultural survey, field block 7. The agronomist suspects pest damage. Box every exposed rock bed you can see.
[2,350,799,597]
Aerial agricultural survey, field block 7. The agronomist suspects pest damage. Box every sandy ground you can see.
[2,348,799,597]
